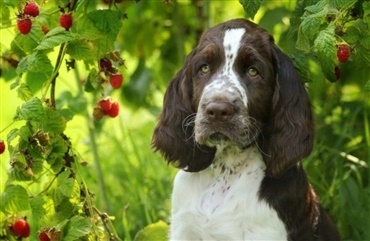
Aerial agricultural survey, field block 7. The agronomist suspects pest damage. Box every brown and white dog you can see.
[152,19,341,241]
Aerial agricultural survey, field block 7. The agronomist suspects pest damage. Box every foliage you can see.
[0,0,369,241]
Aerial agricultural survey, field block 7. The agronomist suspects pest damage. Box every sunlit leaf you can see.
[64,216,92,241]
[0,185,30,214]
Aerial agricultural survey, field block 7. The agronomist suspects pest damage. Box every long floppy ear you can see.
[262,45,314,178]
[152,51,216,172]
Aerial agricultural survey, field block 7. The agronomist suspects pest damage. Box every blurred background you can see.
[1,1,369,240]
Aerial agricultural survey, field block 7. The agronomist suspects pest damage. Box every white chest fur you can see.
[170,146,288,241]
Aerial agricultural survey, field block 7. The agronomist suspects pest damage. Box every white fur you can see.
[170,146,287,240]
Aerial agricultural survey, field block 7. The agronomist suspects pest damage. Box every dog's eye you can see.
[200,64,210,74]
[247,67,258,77]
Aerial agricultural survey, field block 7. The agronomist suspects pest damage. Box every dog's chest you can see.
[170,148,288,240]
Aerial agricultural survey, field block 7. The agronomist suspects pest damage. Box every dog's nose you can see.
[205,102,234,122]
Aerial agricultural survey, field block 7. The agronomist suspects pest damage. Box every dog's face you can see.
[185,26,277,148]
[152,19,313,177]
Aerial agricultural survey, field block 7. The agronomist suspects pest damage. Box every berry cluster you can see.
[93,98,120,120]
[16,1,74,35]
[17,1,39,35]
[334,44,351,80]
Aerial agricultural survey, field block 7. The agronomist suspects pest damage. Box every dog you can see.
[152,18,341,241]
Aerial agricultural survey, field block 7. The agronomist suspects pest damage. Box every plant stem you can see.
[73,65,110,213]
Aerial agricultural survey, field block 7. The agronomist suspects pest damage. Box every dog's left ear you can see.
[262,45,314,178]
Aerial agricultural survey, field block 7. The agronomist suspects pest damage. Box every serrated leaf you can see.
[290,53,313,83]
[17,83,33,101]
[87,10,123,40]
[239,0,262,20]
[64,216,92,241]
[7,128,19,144]
[41,107,66,134]
[16,52,53,76]
[14,97,47,122]
[296,27,311,52]
[0,185,30,214]
[30,196,46,221]
[13,32,39,54]
[300,7,327,41]
[66,40,95,61]
[57,170,80,199]
[36,30,75,51]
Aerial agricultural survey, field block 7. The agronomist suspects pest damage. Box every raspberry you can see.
[17,18,32,35]
[12,219,31,238]
[335,66,342,80]
[337,44,350,63]
[100,58,113,72]
[24,2,39,17]
[38,231,51,241]
[59,13,73,30]
[110,74,123,89]
[98,98,113,112]
[106,101,119,118]
[0,140,5,154]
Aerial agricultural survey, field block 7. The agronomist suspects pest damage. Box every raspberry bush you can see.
[1,0,369,240]
[0,0,128,240]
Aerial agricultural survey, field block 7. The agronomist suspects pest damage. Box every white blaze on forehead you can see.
[199,28,248,107]
[223,28,245,73]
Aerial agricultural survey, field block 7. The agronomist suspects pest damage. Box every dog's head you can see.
[152,19,314,178]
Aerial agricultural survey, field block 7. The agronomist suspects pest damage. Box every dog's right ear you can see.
[152,50,216,172]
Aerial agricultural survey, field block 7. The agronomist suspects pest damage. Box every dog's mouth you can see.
[209,132,230,142]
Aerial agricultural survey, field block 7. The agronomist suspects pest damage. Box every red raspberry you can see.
[0,140,5,154]
[24,2,39,17]
[12,219,31,238]
[335,66,342,80]
[38,231,51,241]
[106,101,119,118]
[17,18,32,35]
[337,44,350,63]
[59,13,73,30]
[98,98,113,112]
[110,74,123,89]
[100,58,113,72]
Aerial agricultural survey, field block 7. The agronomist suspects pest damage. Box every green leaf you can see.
[41,107,67,134]
[239,0,262,20]
[296,27,311,52]
[87,10,123,40]
[300,8,327,41]
[14,97,47,122]
[0,185,30,214]
[134,221,169,241]
[290,53,313,83]
[30,196,46,222]
[64,216,92,241]
[314,24,337,82]
[57,170,75,197]
[13,32,39,54]
[36,28,75,50]
[17,83,33,101]
[66,40,95,61]
[363,1,370,24]
[16,52,53,76]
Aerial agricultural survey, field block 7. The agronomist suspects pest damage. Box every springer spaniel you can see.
[152,19,341,241]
